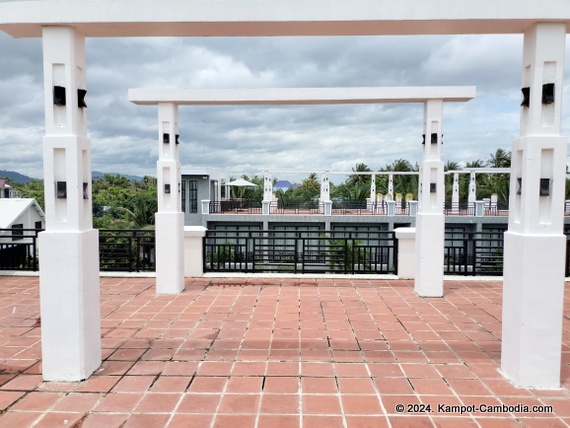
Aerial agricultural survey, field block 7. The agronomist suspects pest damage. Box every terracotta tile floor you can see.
[0,275,568,427]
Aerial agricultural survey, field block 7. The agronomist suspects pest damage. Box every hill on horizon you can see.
[0,170,145,183]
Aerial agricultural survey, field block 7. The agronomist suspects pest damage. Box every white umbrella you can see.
[227,178,258,187]
[226,178,258,200]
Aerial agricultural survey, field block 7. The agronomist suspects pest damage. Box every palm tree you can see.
[116,195,156,229]
[381,159,418,199]
[347,163,372,187]
[488,148,511,168]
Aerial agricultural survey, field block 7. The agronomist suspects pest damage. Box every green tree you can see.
[347,163,371,187]
[14,179,45,209]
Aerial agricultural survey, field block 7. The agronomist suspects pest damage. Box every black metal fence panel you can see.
[203,229,398,274]
[444,231,504,276]
[99,229,155,272]
[0,228,40,270]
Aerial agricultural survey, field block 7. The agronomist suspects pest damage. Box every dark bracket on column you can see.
[540,178,550,196]
[53,86,66,106]
[78,89,87,108]
[430,183,437,193]
[542,83,555,105]
[164,184,171,194]
[83,182,89,199]
[56,181,67,199]
[521,87,530,107]
[517,177,522,195]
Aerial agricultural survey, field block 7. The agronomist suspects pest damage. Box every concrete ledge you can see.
[184,226,207,238]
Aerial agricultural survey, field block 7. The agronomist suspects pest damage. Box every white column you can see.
[156,103,184,294]
[388,173,394,199]
[368,174,376,211]
[468,171,476,205]
[451,172,459,213]
[320,171,330,202]
[502,23,567,389]
[38,26,101,381]
[263,170,273,201]
[415,99,445,297]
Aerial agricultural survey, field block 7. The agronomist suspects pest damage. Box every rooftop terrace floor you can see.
[0,276,568,427]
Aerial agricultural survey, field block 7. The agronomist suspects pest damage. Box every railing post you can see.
[323,201,332,216]
[474,201,485,217]
[408,201,418,216]
[201,200,210,215]
[386,200,396,216]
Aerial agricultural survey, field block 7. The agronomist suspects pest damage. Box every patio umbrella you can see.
[227,178,258,187]
[226,178,258,199]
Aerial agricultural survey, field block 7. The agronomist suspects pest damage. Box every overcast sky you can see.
[1,28,569,183]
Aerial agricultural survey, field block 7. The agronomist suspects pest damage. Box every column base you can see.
[501,231,565,388]
[414,213,444,297]
[155,212,185,294]
[38,229,101,381]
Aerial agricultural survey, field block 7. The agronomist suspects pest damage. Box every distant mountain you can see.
[92,171,144,181]
[0,170,145,184]
[0,170,36,183]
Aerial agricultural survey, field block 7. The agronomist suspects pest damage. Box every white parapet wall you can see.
[184,226,207,277]
[394,227,416,279]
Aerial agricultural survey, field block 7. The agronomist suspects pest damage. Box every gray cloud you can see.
[0,29,569,182]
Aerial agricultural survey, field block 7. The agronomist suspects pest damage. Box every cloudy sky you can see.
[1,25,569,183]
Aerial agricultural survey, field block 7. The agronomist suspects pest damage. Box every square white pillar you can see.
[39,26,100,381]
[156,212,185,293]
[502,23,567,388]
[415,99,445,297]
[156,103,184,294]
[39,230,101,381]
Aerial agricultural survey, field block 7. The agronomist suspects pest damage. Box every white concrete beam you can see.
[129,87,475,106]
[1,0,569,38]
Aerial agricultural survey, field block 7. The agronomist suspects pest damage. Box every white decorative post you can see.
[320,171,330,202]
[38,26,101,381]
[415,99,445,297]
[368,174,376,211]
[156,103,184,293]
[451,172,459,213]
[388,173,394,199]
[263,170,273,201]
[262,170,272,215]
[502,23,567,388]
[468,171,476,212]
[320,171,330,213]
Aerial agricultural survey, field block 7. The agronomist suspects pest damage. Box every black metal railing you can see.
[210,199,262,214]
[444,201,475,216]
[272,200,322,214]
[203,229,398,274]
[444,200,509,216]
[98,229,155,272]
[444,231,504,276]
[0,228,41,271]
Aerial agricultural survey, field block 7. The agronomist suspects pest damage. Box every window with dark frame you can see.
[189,180,198,213]
[12,224,23,241]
